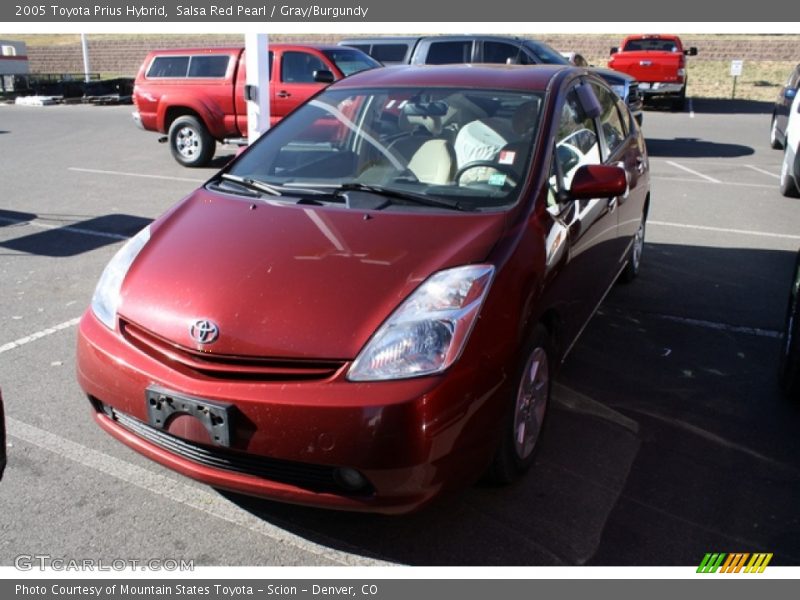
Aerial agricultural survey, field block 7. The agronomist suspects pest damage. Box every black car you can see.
[780,251,800,398]
[771,64,800,150]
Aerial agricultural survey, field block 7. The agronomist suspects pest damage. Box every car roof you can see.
[331,63,574,92]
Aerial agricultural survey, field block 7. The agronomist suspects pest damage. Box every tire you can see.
[780,146,800,198]
[779,252,800,399]
[485,325,552,484]
[619,216,646,283]
[168,116,215,167]
[671,88,686,112]
[770,115,784,150]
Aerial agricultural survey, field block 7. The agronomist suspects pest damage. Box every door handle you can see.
[276,90,291,98]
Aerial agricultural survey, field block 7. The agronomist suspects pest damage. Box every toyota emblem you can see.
[189,319,219,345]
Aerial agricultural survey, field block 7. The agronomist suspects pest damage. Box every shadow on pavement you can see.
[217,243,800,566]
[644,137,754,158]
[0,213,152,257]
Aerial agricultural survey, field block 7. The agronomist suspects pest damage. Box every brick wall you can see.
[20,34,800,76]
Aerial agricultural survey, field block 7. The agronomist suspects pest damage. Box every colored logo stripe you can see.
[697,553,773,573]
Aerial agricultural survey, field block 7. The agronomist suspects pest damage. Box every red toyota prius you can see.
[77,65,649,513]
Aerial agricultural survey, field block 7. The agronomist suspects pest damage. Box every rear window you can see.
[147,55,230,78]
[623,38,679,52]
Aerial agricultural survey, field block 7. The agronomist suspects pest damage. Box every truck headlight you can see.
[91,226,151,330]
[348,264,495,381]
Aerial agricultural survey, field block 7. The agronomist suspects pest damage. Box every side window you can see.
[371,44,411,64]
[483,41,523,65]
[147,56,189,78]
[591,83,627,157]
[425,41,472,64]
[281,51,328,83]
[187,55,230,78]
[554,89,601,189]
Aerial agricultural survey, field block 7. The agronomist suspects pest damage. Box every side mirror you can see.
[569,165,628,199]
[785,88,797,101]
[313,70,335,84]
[685,47,698,57]
[610,46,619,55]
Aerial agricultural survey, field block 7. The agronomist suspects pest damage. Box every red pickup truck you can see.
[133,44,380,166]
[608,35,697,110]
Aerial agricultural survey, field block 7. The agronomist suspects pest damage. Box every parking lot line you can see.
[0,318,81,355]
[5,416,388,567]
[649,176,774,189]
[744,164,781,179]
[649,220,800,241]
[68,167,205,184]
[664,160,722,184]
[652,314,780,339]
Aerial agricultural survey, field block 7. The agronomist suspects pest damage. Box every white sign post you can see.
[245,33,270,144]
[730,60,744,99]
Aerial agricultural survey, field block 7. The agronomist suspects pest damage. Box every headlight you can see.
[610,84,626,99]
[348,264,495,381]
[91,226,151,329]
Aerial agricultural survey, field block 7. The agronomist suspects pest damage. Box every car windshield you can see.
[524,41,570,65]
[322,49,382,75]
[227,87,544,211]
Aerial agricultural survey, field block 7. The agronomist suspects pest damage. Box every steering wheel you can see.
[455,161,518,187]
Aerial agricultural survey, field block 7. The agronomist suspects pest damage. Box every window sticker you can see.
[488,173,507,186]
[498,150,516,165]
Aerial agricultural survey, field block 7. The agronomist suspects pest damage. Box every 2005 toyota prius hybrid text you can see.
[76,65,650,514]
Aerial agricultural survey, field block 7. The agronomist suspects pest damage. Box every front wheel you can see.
[619,217,646,283]
[770,115,784,150]
[780,147,800,198]
[485,326,552,484]
[168,116,215,168]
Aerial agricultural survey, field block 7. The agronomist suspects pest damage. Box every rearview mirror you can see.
[569,165,628,199]
[576,83,602,120]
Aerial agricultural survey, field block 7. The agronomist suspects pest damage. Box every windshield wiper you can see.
[333,182,468,211]
[220,173,282,196]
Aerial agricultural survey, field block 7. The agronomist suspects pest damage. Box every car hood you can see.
[119,189,507,360]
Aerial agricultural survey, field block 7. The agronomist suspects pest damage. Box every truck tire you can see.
[671,88,686,111]
[168,116,215,168]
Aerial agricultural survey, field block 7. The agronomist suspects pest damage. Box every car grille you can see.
[109,407,373,496]
[120,319,346,382]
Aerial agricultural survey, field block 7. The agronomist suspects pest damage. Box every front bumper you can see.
[131,111,144,130]
[76,311,507,514]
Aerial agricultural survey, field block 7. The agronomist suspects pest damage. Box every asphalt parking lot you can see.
[0,98,798,567]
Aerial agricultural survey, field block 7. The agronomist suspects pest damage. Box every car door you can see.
[589,81,648,266]
[543,83,623,345]
[272,49,332,120]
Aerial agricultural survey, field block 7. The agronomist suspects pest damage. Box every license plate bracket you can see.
[145,385,234,447]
